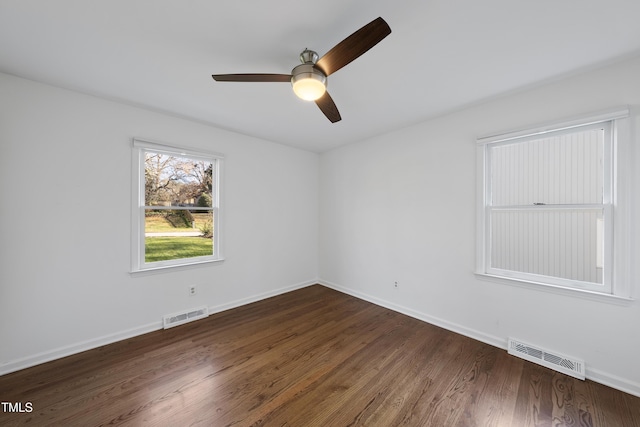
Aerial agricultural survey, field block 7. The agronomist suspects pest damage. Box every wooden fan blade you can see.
[315,92,341,123]
[315,17,391,76]
[212,74,292,82]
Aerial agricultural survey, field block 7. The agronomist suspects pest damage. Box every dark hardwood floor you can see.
[1,285,638,426]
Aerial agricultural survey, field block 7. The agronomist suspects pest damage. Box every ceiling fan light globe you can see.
[291,64,327,101]
[292,78,326,101]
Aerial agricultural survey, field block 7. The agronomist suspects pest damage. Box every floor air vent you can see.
[163,306,209,329]
[508,338,585,380]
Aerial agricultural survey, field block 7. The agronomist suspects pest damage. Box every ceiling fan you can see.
[212,17,391,123]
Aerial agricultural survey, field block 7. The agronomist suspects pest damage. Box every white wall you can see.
[0,73,319,373]
[319,55,640,396]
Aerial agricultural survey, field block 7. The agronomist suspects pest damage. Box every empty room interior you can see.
[1,1,640,425]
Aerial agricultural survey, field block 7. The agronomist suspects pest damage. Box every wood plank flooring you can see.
[1,285,638,426]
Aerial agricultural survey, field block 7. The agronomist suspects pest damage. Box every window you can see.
[131,139,223,272]
[476,108,630,297]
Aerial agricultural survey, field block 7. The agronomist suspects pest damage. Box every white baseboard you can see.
[318,279,506,349]
[208,279,317,315]
[317,279,640,398]
[0,279,317,377]
[0,321,162,376]
[586,367,640,398]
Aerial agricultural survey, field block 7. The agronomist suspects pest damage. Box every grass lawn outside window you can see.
[144,212,213,262]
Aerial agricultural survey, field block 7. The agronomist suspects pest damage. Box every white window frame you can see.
[131,138,224,273]
[476,107,632,301]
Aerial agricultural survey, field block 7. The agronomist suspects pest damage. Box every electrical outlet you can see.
[394,281,399,289]
[189,285,197,296]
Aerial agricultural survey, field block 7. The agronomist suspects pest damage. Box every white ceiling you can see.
[1,0,640,152]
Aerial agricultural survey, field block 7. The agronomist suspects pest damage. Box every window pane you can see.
[144,152,214,208]
[490,128,604,206]
[490,209,603,283]
[145,209,214,262]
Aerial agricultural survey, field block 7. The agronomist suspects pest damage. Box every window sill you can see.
[130,258,225,276]
[475,272,633,305]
